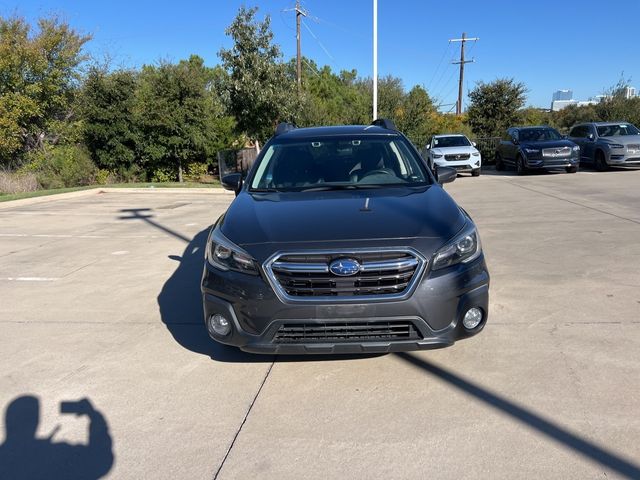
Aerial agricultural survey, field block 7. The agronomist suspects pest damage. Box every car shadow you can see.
[0,394,113,480]
[118,208,384,363]
[396,353,640,479]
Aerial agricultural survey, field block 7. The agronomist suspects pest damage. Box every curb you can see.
[0,186,231,209]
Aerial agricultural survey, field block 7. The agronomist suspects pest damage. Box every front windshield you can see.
[519,128,562,142]
[433,136,471,148]
[250,135,429,191]
[597,124,640,137]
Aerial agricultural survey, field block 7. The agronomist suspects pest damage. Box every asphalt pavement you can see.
[1,169,639,479]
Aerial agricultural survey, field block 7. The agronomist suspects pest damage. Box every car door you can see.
[581,124,598,163]
[569,125,588,162]
[505,128,519,165]
[498,129,514,164]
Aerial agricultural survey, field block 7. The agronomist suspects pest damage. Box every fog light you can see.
[209,314,231,336]
[462,308,483,330]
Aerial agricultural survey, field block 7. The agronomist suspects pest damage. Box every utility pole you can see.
[295,0,306,91]
[450,32,479,115]
[373,0,378,120]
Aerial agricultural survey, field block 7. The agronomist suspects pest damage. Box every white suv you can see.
[423,134,482,176]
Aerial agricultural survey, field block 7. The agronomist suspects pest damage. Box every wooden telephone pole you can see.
[450,32,479,115]
[295,0,306,91]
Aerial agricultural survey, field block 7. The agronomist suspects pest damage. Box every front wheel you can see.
[516,156,527,176]
[566,166,578,173]
[471,168,481,177]
[595,151,608,171]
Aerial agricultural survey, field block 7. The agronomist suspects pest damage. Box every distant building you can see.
[551,99,577,111]
[623,86,637,99]
[552,89,573,102]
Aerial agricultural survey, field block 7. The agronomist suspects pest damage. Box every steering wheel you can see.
[361,168,394,179]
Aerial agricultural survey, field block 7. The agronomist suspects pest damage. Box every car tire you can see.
[471,168,481,177]
[516,155,527,176]
[495,153,505,171]
[595,151,608,171]
[566,166,578,173]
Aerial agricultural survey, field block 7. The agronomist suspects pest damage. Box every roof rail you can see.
[274,122,297,137]
[371,118,397,131]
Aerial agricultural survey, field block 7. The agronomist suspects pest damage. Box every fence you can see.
[473,137,501,163]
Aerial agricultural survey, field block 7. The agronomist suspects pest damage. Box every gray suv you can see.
[202,120,490,354]
[568,122,640,170]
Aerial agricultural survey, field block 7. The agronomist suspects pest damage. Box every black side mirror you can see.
[436,166,457,185]
[222,173,243,195]
[511,137,519,145]
[587,133,595,141]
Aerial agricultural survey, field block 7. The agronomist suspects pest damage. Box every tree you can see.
[396,85,437,147]
[136,55,233,181]
[82,68,141,175]
[467,79,527,138]
[219,7,295,144]
[0,16,90,166]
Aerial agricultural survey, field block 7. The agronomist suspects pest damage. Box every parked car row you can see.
[494,122,640,175]
[421,121,640,178]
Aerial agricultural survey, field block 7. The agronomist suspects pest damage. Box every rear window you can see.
[250,135,430,191]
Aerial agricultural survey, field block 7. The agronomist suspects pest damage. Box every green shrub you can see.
[151,167,175,183]
[184,162,208,182]
[22,145,97,189]
[95,169,112,185]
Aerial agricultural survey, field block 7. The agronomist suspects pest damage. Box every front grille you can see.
[627,144,640,151]
[267,250,423,299]
[542,147,572,158]
[274,320,422,343]
[445,153,470,161]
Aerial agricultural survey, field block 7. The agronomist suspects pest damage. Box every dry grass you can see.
[0,170,39,194]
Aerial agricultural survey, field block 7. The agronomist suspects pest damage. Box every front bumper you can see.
[435,158,481,173]
[201,256,490,354]
[607,152,640,165]
[525,155,579,169]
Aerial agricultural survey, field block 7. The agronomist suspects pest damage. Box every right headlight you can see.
[432,223,482,271]
[432,153,443,159]
[206,226,258,275]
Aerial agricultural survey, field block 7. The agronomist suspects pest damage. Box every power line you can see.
[427,42,452,93]
[302,19,334,61]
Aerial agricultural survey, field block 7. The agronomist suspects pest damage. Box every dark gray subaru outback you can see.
[201,120,489,354]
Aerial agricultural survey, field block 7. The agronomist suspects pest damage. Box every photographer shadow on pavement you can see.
[0,395,113,480]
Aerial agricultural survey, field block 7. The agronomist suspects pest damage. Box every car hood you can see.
[431,145,479,156]
[220,186,466,249]
[599,136,640,145]
[520,139,576,149]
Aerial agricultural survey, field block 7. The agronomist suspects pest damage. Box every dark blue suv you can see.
[495,126,580,175]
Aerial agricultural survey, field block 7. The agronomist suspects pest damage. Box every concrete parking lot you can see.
[1,170,639,479]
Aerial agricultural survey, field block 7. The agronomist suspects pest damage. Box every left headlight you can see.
[572,145,580,152]
[432,223,482,271]
[206,226,258,275]
[524,148,540,155]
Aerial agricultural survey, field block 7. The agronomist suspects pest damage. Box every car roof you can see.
[433,134,467,137]
[515,125,553,130]
[590,121,632,126]
[276,125,398,139]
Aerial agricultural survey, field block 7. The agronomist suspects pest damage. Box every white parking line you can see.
[2,277,60,282]
[0,233,162,239]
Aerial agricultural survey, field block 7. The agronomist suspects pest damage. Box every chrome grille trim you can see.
[263,248,427,303]
[542,147,572,158]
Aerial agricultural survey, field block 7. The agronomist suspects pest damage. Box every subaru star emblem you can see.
[329,258,361,276]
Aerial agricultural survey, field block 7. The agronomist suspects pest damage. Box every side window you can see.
[570,126,584,138]
[512,130,519,142]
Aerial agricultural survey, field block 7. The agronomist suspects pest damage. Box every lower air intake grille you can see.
[273,321,422,343]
